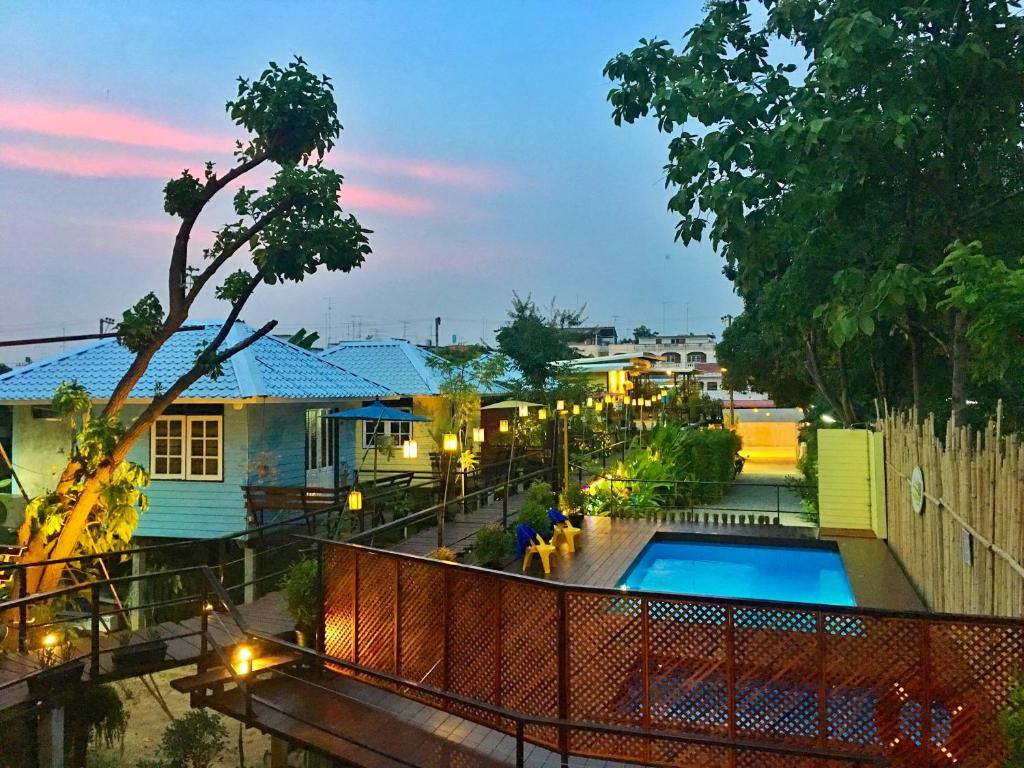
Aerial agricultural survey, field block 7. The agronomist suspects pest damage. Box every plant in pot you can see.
[473,524,514,568]
[559,482,587,528]
[279,557,318,647]
[28,630,85,701]
[111,626,168,671]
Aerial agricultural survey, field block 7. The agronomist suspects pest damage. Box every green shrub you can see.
[559,482,587,514]
[146,709,227,768]
[474,524,514,567]
[428,546,457,562]
[517,480,555,539]
[1001,677,1024,767]
[279,557,319,634]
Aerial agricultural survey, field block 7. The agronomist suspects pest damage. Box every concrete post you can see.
[243,546,256,604]
[38,705,64,768]
[128,551,146,630]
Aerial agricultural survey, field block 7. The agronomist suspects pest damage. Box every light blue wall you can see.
[246,402,306,487]
[126,404,250,539]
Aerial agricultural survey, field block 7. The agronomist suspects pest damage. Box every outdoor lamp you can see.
[586,397,594,408]
[41,632,58,650]
[595,402,604,413]
[234,644,254,676]
[538,408,548,420]
[443,433,459,452]
[604,395,612,404]
[556,399,565,412]
[518,404,529,417]
[347,489,363,511]
[402,440,418,459]
[473,427,485,443]
[572,404,581,416]
[645,399,652,408]
[499,419,510,433]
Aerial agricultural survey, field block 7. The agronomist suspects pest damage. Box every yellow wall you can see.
[818,429,886,534]
[735,422,799,463]
[356,395,449,476]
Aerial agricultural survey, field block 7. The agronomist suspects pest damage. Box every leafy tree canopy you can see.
[495,293,584,391]
[606,0,1024,427]
[632,325,657,342]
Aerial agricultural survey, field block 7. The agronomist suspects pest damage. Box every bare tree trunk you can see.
[950,310,969,427]
[802,332,843,417]
[835,346,858,425]
[907,324,922,413]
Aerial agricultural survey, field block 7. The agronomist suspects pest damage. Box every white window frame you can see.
[362,413,413,450]
[150,414,223,481]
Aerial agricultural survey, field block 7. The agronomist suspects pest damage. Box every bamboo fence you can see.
[882,409,1024,617]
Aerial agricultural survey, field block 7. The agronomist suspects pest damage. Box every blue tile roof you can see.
[0,320,391,402]
[319,340,510,396]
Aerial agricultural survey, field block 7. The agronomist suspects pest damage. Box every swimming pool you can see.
[619,536,856,606]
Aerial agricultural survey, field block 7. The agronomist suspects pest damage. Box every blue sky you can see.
[0,1,739,360]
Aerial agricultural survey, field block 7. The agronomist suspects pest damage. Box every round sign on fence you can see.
[910,466,926,514]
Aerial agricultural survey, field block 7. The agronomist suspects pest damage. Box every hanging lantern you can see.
[499,419,510,433]
[586,397,594,408]
[518,404,529,417]
[402,440,418,459]
[572,404,581,416]
[660,389,667,398]
[473,427,485,443]
[604,395,613,404]
[645,399,652,408]
[443,433,459,452]
[538,408,548,420]
[347,489,363,511]
[595,402,604,413]
[632,398,639,406]
[556,399,565,412]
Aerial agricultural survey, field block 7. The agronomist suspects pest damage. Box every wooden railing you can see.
[319,540,1023,768]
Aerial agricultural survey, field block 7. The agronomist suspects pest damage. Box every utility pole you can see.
[99,317,116,334]
[434,317,441,347]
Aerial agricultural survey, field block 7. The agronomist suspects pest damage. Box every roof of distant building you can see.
[320,339,511,396]
[0,320,391,402]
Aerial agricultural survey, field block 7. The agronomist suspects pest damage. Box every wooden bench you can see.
[242,486,344,532]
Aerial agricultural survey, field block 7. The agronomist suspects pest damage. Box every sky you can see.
[0,1,740,364]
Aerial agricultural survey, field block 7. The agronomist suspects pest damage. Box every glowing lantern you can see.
[518,404,529,417]
[347,489,363,511]
[595,402,604,413]
[604,395,612,404]
[538,408,548,420]
[499,419,510,433]
[234,644,254,675]
[586,397,594,408]
[402,440,418,459]
[644,399,652,408]
[443,433,459,452]
[572,404,581,416]
[556,400,565,412]
[472,427,485,443]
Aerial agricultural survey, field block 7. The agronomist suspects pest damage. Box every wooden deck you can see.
[0,591,291,713]
[390,489,531,557]
[508,515,926,611]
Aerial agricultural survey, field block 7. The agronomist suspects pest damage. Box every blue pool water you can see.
[620,539,856,606]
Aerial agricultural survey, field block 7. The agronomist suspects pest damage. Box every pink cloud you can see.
[0,143,436,214]
[0,99,500,189]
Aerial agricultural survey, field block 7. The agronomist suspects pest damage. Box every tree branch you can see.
[184,196,294,306]
[168,151,270,317]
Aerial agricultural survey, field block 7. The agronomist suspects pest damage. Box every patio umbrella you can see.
[480,399,542,411]
[325,401,430,489]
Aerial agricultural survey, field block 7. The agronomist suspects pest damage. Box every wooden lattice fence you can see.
[882,411,1024,617]
[322,541,1024,768]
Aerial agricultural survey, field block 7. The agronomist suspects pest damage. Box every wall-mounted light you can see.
[472,427,485,443]
[443,433,459,452]
[347,489,363,511]
[402,440,418,459]
[499,419,510,433]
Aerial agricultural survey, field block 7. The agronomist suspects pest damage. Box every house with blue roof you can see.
[0,320,391,539]
[319,339,509,476]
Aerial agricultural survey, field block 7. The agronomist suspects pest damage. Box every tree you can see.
[632,325,657,342]
[495,293,582,391]
[18,57,371,594]
[605,1,1024,425]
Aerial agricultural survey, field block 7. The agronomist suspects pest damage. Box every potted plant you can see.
[559,482,587,528]
[472,524,514,568]
[111,627,168,672]
[27,631,85,701]
[279,558,318,647]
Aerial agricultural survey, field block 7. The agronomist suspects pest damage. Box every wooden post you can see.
[90,582,101,679]
[270,737,289,768]
[557,589,569,766]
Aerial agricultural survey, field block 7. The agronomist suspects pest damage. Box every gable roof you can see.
[319,339,510,396]
[0,320,391,402]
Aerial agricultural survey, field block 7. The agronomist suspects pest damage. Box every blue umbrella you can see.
[325,401,431,489]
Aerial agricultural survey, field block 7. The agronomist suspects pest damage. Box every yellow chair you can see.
[520,528,557,575]
[552,519,580,554]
